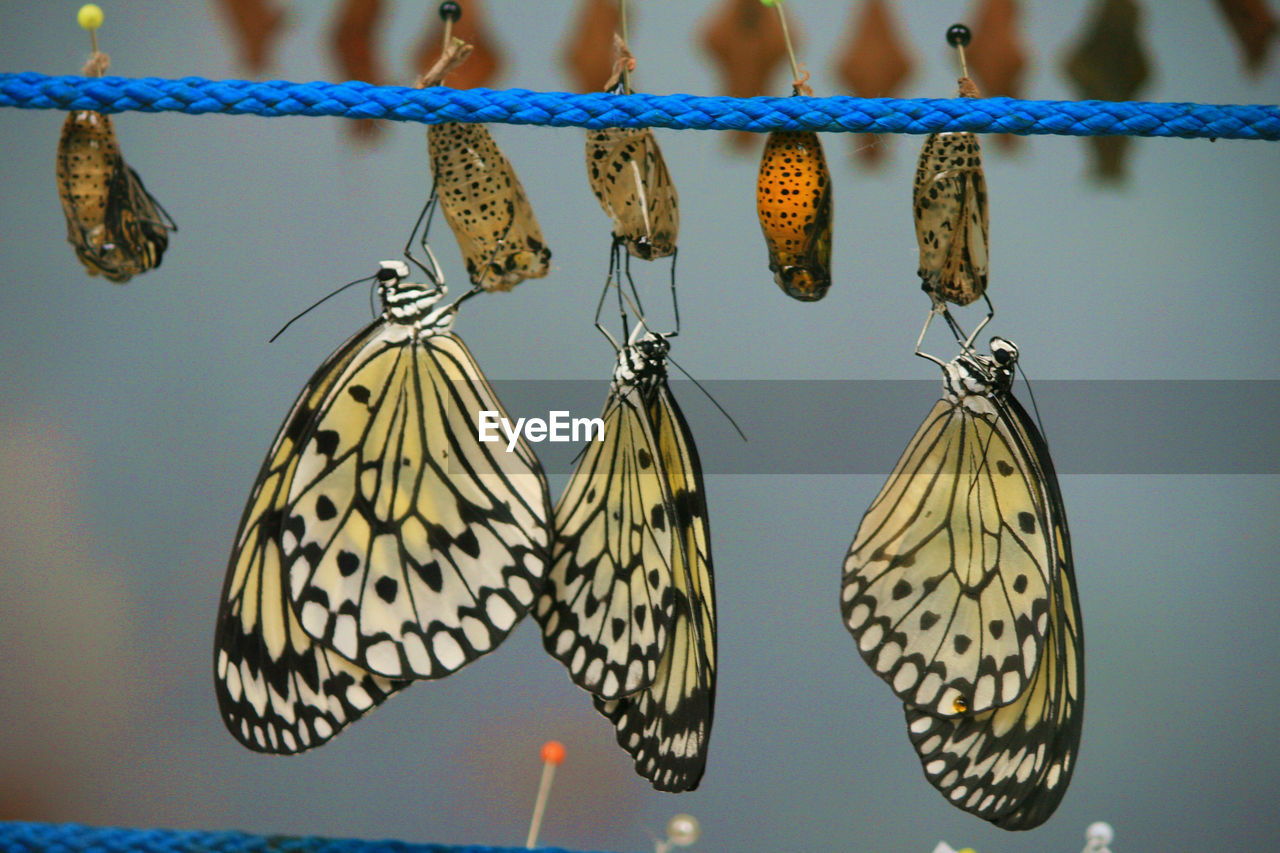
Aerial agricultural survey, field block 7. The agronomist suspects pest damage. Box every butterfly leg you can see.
[914,307,948,368]
[404,187,445,287]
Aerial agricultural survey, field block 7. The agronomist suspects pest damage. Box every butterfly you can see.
[56,108,175,283]
[755,129,832,302]
[534,328,716,792]
[428,122,551,292]
[215,260,551,753]
[842,337,1083,829]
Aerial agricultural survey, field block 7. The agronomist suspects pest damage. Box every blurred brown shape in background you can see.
[700,0,793,150]
[1064,0,1152,181]
[212,0,288,74]
[834,0,914,167]
[967,0,1028,150]
[563,0,623,93]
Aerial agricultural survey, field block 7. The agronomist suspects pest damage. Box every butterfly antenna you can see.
[668,355,747,442]
[525,741,565,849]
[1018,358,1052,448]
[269,273,374,342]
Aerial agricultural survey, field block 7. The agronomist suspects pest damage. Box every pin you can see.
[525,740,565,848]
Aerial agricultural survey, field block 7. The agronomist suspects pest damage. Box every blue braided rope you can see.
[0,822,614,853]
[2,72,1277,140]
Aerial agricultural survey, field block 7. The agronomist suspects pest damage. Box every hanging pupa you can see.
[585,33,679,261]
[913,24,989,309]
[754,1,832,302]
[56,6,175,283]
[417,4,550,292]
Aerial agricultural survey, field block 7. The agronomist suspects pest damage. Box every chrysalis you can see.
[753,2,833,302]
[756,128,832,301]
[914,25,989,308]
[585,36,679,261]
[56,15,174,284]
[418,25,550,292]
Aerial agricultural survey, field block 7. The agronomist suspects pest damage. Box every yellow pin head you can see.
[78,4,104,31]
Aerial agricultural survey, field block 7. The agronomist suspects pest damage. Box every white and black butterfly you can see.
[215,260,551,753]
[842,338,1082,829]
[535,328,716,792]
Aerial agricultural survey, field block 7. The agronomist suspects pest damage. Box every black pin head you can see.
[439,2,461,22]
[946,24,971,48]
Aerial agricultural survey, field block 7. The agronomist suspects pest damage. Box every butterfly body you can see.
[843,338,1082,829]
[216,261,551,752]
[756,130,833,301]
[536,332,716,792]
[586,126,679,260]
[56,109,173,283]
[429,123,551,291]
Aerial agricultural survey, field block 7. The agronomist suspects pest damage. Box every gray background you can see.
[1,1,1278,851]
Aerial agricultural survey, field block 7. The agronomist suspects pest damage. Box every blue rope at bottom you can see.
[0,822,617,853]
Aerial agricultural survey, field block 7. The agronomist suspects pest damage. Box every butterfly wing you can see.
[101,163,172,278]
[842,396,1055,716]
[585,127,679,260]
[595,380,716,792]
[283,328,550,679]
[216,321,412,753]
[913,131,988,307]
[903,411,1082,829]
[428,122,551,291]
[537,385,677,699]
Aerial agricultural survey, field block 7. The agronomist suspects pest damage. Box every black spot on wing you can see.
[456,527,481,559]
[314,430,340,457]
[375,577,398,603]
[315,495,337,521]
[337,551,360,577]
[414,561,443,593]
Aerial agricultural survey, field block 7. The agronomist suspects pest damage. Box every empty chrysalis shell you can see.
[913,76,989,307]
[56,108,173,284]
[755,130,833,302]
[428,122,551,291]
[586,125,679,260]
